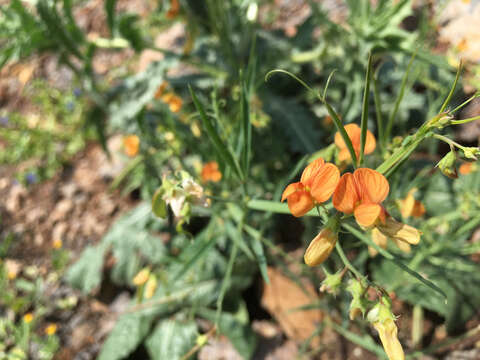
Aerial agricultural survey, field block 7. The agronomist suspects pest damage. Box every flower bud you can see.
[368,301,404,360]
[144,274,157,299]
[436,150,458,178]
[319,269,345,296]
[462,147,480,160]
[346,279,370,320]
[304,228,337,266]
[132,268,150,286]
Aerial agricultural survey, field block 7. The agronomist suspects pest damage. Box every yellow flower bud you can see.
[373,318,405,360]
[304,228,337,266]
[144,275,157,299]
[132,268,150,286]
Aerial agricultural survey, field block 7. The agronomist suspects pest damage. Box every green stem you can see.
[450,114,480,125]
[373,71,385,152]
[335,241,363,279]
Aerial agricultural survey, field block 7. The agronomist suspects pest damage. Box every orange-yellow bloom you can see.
[281,158,340,217]
[304,228,338,266]
[162,93,183,113]
[397,189,426,219]
[201,161,222,182]
[124,135,140,157]
[333,168,389,227]
[334,124,376,163]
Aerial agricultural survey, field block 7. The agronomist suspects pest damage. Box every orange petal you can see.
[398,192,415,219]
[354,203,382,228]
[300,158,325,187]
[353,168,389,204]
[334,123,361,150]
[364,130,376,155]
[333,173,359,214]
[411,201,425,218]
[286,190,314,217]
[310,163,340,203]
[281,182,302,202]
[338,148,352,162]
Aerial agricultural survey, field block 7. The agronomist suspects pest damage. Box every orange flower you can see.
[166,0,180,19]
[333,168,389,227]
[397,189,425,219]
[154,82,168,99]
[162,93,183,113]
[459,162,476,175]
[281,158,340,217]
[201,161,222,182]
[334,124,376,163]
[124,135,140,157]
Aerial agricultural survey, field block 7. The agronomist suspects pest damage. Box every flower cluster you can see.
[155,82,183,113]
[281,126,421,267]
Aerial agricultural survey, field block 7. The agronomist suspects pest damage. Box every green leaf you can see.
[199,308,257,359]
[65,243,108,293]
[105,0,117,36]
[323,100,358,166]
[152,188,167,219]
[189,85,244,180]
[385,52,416,142]
[243,225,269,284]
[109,59,175,129]
[225,222,254,260]
[170,225,218,282]
[98,312,153,360]
[439,61,462,114]
[359,53,372,165]
[145,317,197,360]
[263,94,319,154]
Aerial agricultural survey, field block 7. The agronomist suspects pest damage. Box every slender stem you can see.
[439,61,462,114]
[359,53,373,166]
[433,133,464,150]
[450,114,480,125]
[450,92,480,114]
[373,72,385,152]
[335,241,363,279]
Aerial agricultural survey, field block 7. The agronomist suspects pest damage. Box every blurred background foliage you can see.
[1,0,480,359]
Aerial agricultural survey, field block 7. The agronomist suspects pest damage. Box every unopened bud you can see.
[437,150,458,178]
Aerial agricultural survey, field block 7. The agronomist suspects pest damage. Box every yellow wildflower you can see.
[23,313,34,323]
[45,324,57,336]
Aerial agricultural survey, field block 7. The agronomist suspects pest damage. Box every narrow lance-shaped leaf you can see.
[359,53,373,165]
[189,85,244,180]
[385,51,417,143]
[343,223,447,300]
